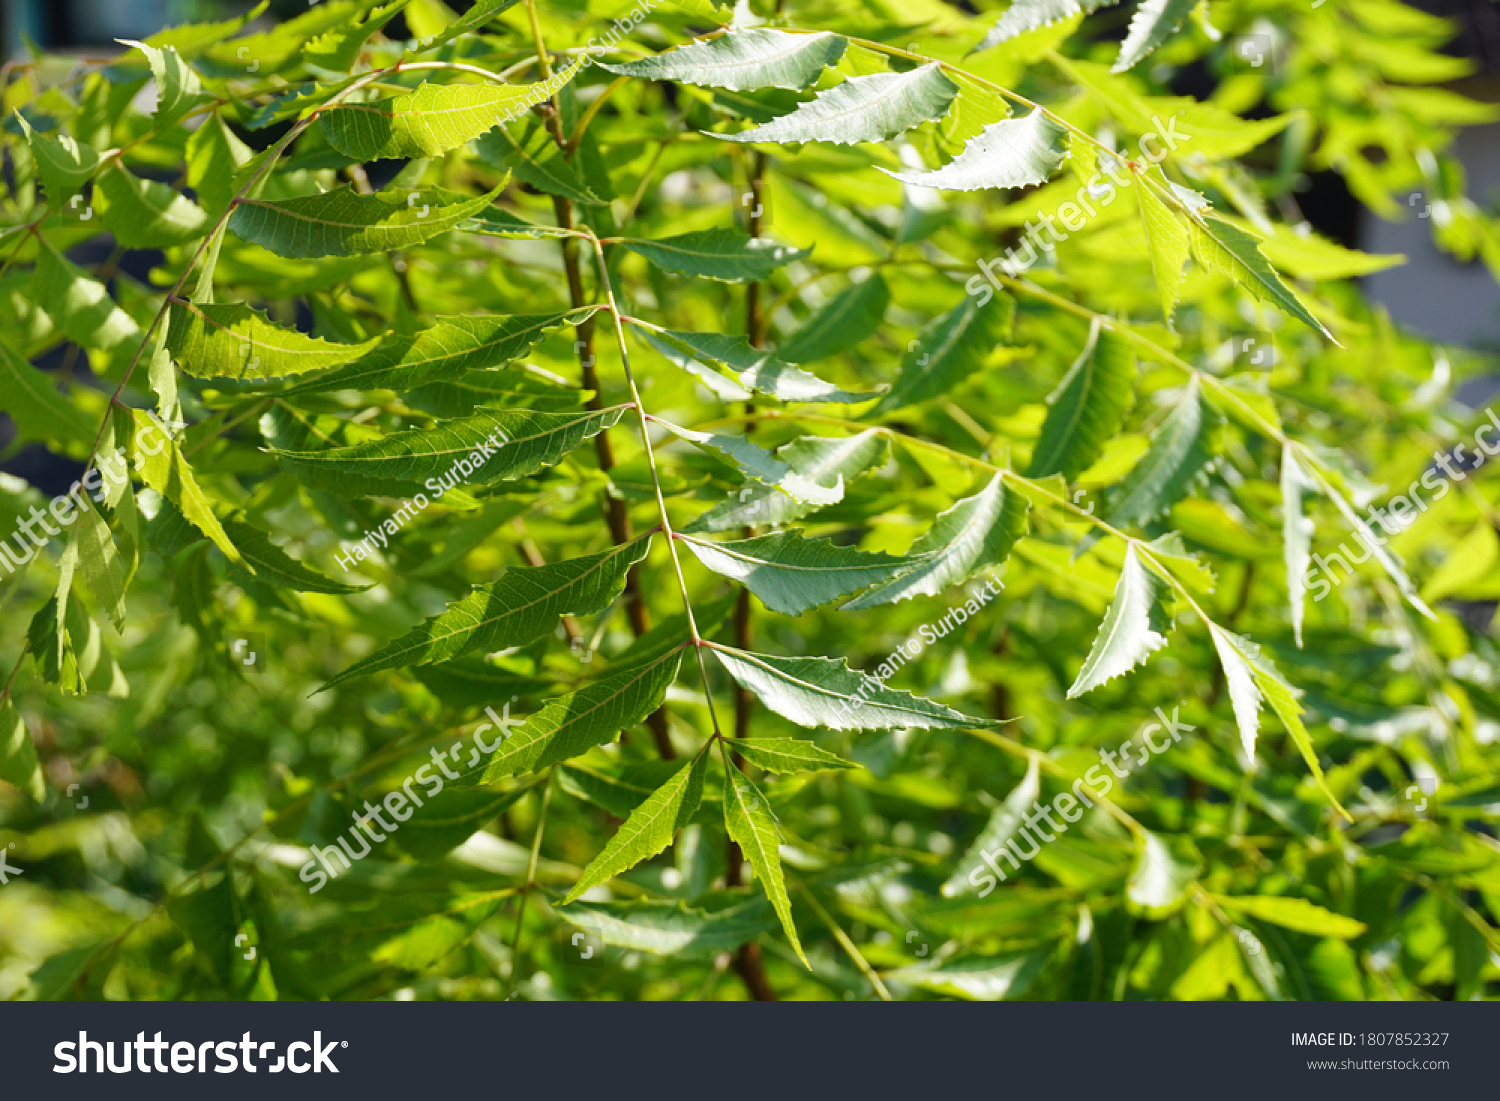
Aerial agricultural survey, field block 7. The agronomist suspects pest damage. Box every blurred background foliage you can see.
[2,0,1500,1001]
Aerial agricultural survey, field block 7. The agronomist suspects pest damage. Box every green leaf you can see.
[887,952,1047,1000]
[1213,895,1367,938]
[657,421,841,505]
[869,293,1014,417]
[1421,520,1498,605]
[1298,454,1435,621]
[31,236,139,351]
[128,408,245,568]
[413,0,523,53]
[1113,0,1198,72]
[972,0,1122,54]
[0,699,45,801]
[222,517,365,595]
[723,767,805,966]
[943,759,1041,898]
[684,430,888,533]
[680,529,911,615]
[1127,829,1198,913]
[166,299,381,381]
[562,747,710,904]
[729,738,856,774]
[166,872,236,986]
[1066,543,1172,698]
[228,184,502,258]
[600,28,847,91]
[96,162,209,248]
[776,272,889,363]
[282,310,596,395]
[844,473,1027,609]
[556,895,778,957]
[75,500,127,631]
[708,643,998,731]
[275,406,626,495]
[1026,320,1136,480]
[1104,376,1220,528]
[1206,622,1347,818]
[303,0,410,72]
[884,108,1069,191]
[320,81,549,160]
[1188,213,1333,339]
[186,114,253,220]
[1281,443,1313,647]
[120,40,205,128]
[321,538,649,690]
[716,63,959,146]
[621,229,810,283]
[395,785,530,859]
[14,112,102,210]
[473,123,603,205]
[1137,179,1191,325]
[478,648,684,781]
[643,327,877,404]
[0,342,91,445]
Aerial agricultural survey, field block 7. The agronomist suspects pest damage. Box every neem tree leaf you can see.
[642,327,877,404]
[683,430,889,533]
[474,124,604,205]
[1137,180,1191,325]
[1104,376,1220,529]
[601,28,847,91]
[319,82,550,160]
[775,273,890,364]
[657,421,841,505]
[282,310,596,395]
[321,539,649,690]
[972,0,1122,54]
[883,109,1070,191]
[97,163,209,248]
[680,529,911,615]
[275,406,626,491]
[562,747,709,903]
[120,40,206,128]
[1026,320,1136,480]
[1066,543,1172,698]
[14,112,101,210]
[229,184,503,258]
[0,342,92,445]
[555,896,777,957]
[622,229,810,283]
[723,767,805,966]
[729,738,856,774]
[31,236,138,351]
[844,474,1027,609]
[708,643,998,731]
[1113,0,1198,72]
[478,649,684,781]
[166,299,381,381]
[869,293,1013,416]
[716,64,959,146]
[0,699,45,801]
[1188,213,1333,339]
